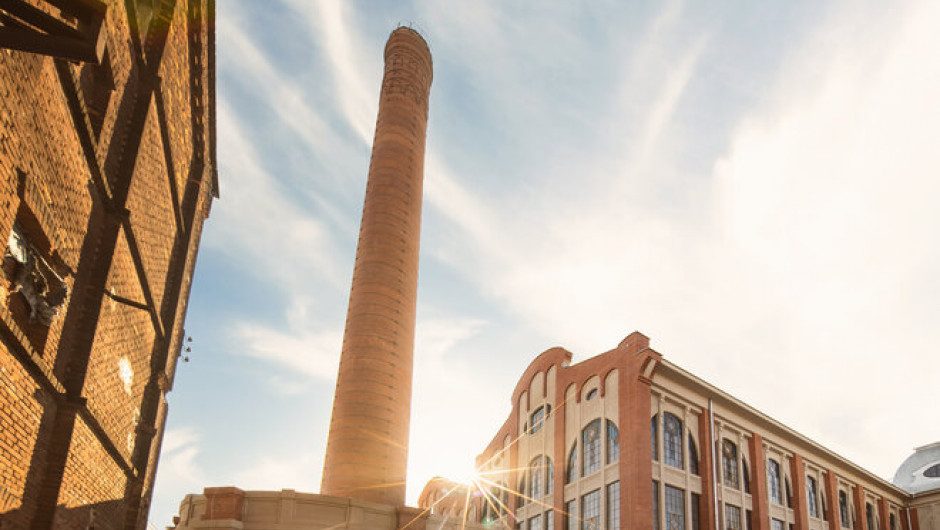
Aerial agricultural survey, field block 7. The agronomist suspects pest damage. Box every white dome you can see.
[892,442,940,494]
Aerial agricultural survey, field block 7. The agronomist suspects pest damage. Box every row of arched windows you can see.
[565,418,620,484]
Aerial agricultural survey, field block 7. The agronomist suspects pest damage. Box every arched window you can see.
[607,420,620,464]
[530,405,551,434]
[767,459,782,504]
[688,434,699,475]
[526,455,554,500]
[807,476,819,518]
[722,439,740,488]
[566,444,577,484]
[582,419,602,476]
[651,415,659,461]
[529,456,543,499]
[839,490,850,528]
[663,413,683,469]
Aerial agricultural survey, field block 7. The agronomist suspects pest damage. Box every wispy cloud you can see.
[233,320,342,383]
[281,0,378,145]
[150,428,208,525]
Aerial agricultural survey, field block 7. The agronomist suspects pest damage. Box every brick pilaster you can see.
[878,498,889,530]
[748,433,770,530]
[853,486,868,530]
[620,353,655,530]
[790,455,810,530]
[823,471,840,530]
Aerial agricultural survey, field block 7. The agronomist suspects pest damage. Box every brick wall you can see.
[0,1,217,528]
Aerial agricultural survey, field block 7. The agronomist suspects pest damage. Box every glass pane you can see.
[607,421,620,464]
[665,485,686,530]
[581,489,600,530]
[653,481,661,530]
[664,414,684,469]
[583,420,601,476]
[723,440,739,489]
[566,500,577,530]
[724,504,742,530]
[607,481,621,530]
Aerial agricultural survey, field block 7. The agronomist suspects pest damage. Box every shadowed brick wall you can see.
[0,1,216,528]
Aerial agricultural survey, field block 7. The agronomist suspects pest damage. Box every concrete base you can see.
[169,487,489,530]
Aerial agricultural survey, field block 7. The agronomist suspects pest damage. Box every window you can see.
[691,493,701,530]
[925,463,940,478]
[746,510,753,530]
[689,435,699,475]
[771,519,785,530]
[581,489,600,530]
[890,513,897,530]
[530,457,542,500]
[546,510,555,530]
[529,514,542,530]
[566,499,577,530]
[582,420,601,476]
[742,459,751,493]
[821,490,828,521]
[664,486,685,530]
[528,456,553,499]
[546,457,554,495]
[519,475,527,506]
[724,504,742,530]
[839,491,850,529]
[567,445,577,484]
[806,477,819,518]
[664,413,684,469]
[607,420,620,464]
[767,459,782,505]
[607,481,621,530]
[531,405,551,434]
[652,416,659,461]
[722,440,740,488]
[653,481,661,530]
[585,388,598,400]
[866,503,875,530]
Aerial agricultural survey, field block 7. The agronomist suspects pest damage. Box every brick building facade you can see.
[0,1,216,528]
[424,332,936,530]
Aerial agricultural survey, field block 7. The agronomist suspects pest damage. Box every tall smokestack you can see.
[320,27,433,507]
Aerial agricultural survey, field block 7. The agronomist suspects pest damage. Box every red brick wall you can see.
[0,1,216,528]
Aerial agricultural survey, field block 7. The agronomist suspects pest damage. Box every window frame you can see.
[722,439,740,489]
[767,458,782,505]
[582,419,602,477]
[663,412,684,469]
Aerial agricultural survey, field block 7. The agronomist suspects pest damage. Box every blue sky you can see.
[150,1,940,526]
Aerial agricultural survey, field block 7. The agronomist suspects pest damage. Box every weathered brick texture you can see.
[0,1,217,528]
